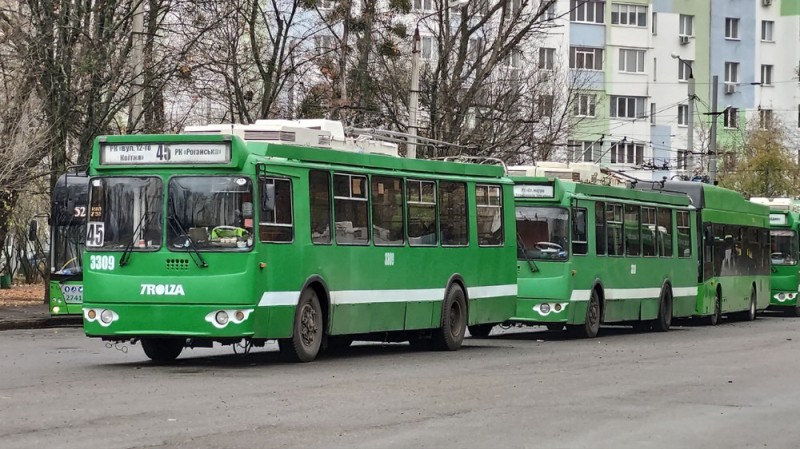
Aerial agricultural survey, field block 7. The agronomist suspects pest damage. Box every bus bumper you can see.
[769,291,798,307]
[508,297,576,324]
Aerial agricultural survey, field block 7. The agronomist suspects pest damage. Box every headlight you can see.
[100,309,114,324]
[215,311,229,325]
[540,303,551,314]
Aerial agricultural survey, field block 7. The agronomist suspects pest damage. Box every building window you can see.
[569,47,603,70]
[611,3,647,27]
[539,2,556,21]
[678,104,688,126]
[678,59,693,81]
[570,140,601,162]
[536,95,554,118]
[677,150,688,170]
[574,94,597,117]
[539,47,555,70]
[725,18,739,39]
[314,35,337,54]
[413,0,434,12]
[610,96,646,119]
[652,12,657,34]
[760,109,773,129]
[619,49,645,73]
[421,36,436,60]
[570,0,605,24]
[762,20,774,41]
[650,102,656,125]
[725,61,739,84]
[610,142,644,165]
[679,14,693,36]
[761,64,773,85]
[724,107,738,128]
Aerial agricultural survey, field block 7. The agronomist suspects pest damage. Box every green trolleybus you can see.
[48,171,88,315]
[82,121,517,362]
[503,176,698,338]
[639,181,770,324]
[750,197,800,315]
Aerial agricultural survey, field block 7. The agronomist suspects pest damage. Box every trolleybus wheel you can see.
[432,284,467,351]
[580,289,601,338]
[706,290,722,326]
[279,288,323,362]
[467,324,494,338]
[141,338,184,363]
[741,287,757,321]
[652,286,673,332]
[545,323,564,332]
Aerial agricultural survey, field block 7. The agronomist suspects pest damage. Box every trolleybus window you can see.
[572,208,588,255]
[770,229,797,265]
[371,176,404,246]
[516,207,569,260]
[408,179,438,246]
[658,208,673,257]
[677,210,692,258]
[606,203,624,256]
[309,170,332,244]
[642,206,657,256]
[259,177,293,243]
[476,184,504,246]
[439,181,468,246]
[87,177,162,250]
[625,204,641,256]
[595,202,606,255]
[167,176,254,250]
[334,173,369,245]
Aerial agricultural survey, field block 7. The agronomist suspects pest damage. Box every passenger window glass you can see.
[625,204,641,256]
[677,210,692,258]
[476,184,504,246]
[572,208,587,255]
[658,208,673,257]
[642,207,657,256]
[606,203,623,256]
[309,170,331,244]
[408,180,437,246]
[334,173,369,245]
[371,176,404,246]
[439,181,468,246]
[259,177,293,243]
[595,202,606,255]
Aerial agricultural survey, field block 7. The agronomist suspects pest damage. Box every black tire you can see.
[468,324,494,338]
[741,287,757,321]
[706,290,722,326]
[652,286,673,332]
[278,289,323,362]
[141,338,184,363]
[580,289,601,338]
[545,323,565,332]
[431,284,467,351]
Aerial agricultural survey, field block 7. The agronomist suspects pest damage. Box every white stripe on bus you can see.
[570,286,697,302]
[258,284,517,307]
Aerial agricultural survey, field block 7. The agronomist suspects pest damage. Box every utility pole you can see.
[709,75,719,184]
[128,0,145,133]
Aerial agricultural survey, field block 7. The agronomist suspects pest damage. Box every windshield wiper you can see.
[120,212,154,267]
[167,200,208,268]
[516,233,539,273]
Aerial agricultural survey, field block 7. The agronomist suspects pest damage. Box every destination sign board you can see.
[100,143,230,165]
[514,184,554,198]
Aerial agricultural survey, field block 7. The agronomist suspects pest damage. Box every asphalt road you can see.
[2,315,800,449]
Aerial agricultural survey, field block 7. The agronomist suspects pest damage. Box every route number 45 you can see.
[86,222,105,247]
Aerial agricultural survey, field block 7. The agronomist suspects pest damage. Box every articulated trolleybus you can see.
[82,120,516,362]
[49,170,89,315]
[504,176,698,338]
[750,197,800,315]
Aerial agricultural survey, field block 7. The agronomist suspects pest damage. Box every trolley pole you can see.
[408,27,420,159]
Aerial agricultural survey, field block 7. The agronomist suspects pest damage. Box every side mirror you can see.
[28,220,38,242]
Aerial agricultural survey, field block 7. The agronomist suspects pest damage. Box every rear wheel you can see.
[141,338,184,363]
[431,285,467,351]
[279,288,323,362]
[706,290,722,326]
[741,287,757,321]
[467,324,494,338]
[652,286,673,332]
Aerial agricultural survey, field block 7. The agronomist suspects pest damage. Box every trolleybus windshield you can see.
[516,206,569,260]
[87,177,163,250]
[770,229,797,265]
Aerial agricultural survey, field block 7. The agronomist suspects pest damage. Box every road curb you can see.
[0,317,83,331]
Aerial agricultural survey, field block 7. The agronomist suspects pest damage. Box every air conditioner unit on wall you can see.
[763,0,772,6]
[724,83,736,94]
[679,35,690,45]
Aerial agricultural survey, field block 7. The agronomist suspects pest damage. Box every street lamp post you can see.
[671,53,695,176]
[408,0,468,159]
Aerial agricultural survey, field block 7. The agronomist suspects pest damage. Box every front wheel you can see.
[431,285,467,351]
[744,288,757,321]
[705,290,722,326]
[652,286,673,332]
[468,324,494,338]
[279,289,323,362]
[577,289,600,338]
[141,338,184,363]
